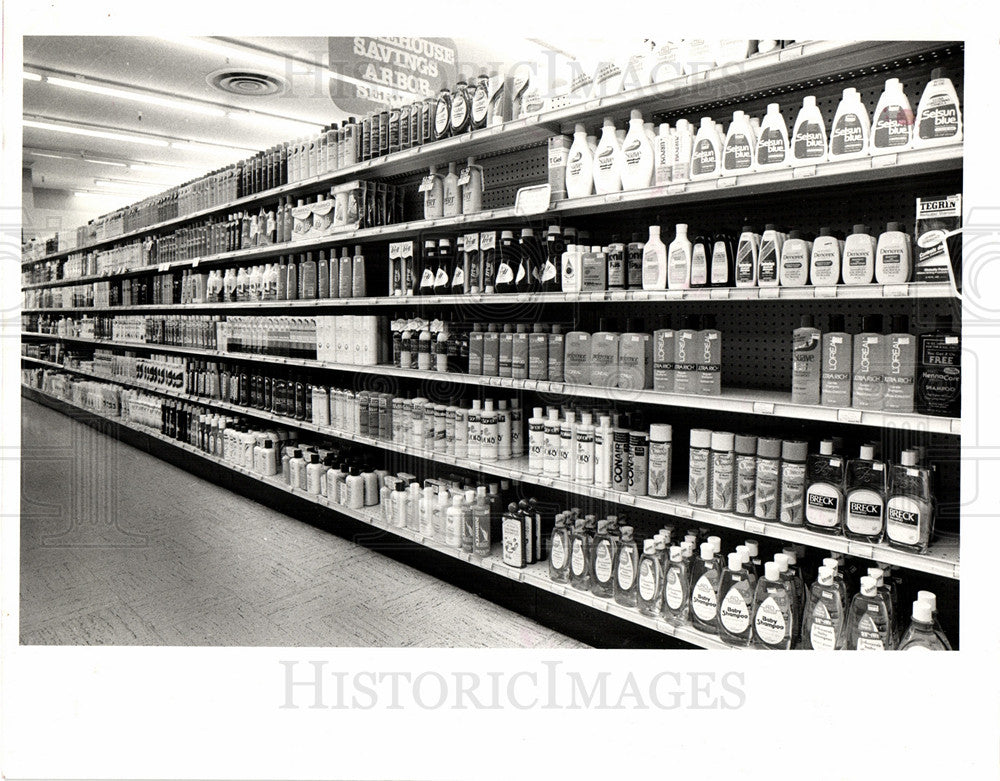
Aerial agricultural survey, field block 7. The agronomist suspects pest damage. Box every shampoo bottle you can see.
[423,165,444,219]
[636,539,664,616]
[589,519,617,598]
[641,225,668,290]
[847,575,892,650]
[870,77,914,152]
[751,561,794,649]
[689,542,723,633]
[829,87,871,160]
[885,449,934,553]
[844,444,886,542]
[842,224,876,285]
[718,552,754,646]
[672,119,693,181]
[804,440,845,534]
[662,545,690,624]
[875,222,912,284]
[593,117,623,194]
[809,227,842,286]
[666,223,692,289]
[735,225,760,287]
[757,224,783,287]
[460,156,484,214]
[755,103,790,169]
[821,313,853,407]
[779,230,811,286]
[883,314,916,412]
[791,95,828,165]
[722,110,755,173]
[565,124,594,199]
[690,117,722,179]
[612,526,639,607]
[852,314,886,410]
[801,565,846,650]
[791,314,822,404]
[443,162,462,217]
[620,109,655,190]
[913,68,963,147]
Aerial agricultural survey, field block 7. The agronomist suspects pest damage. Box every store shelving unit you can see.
[22,38,964,649]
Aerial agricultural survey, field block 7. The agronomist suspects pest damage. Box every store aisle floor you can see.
[19,400,587,648]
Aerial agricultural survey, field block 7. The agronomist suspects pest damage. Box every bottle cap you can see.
[913,600,933,623]
[707,535,721,553]
[711,431,735,451]
[860,576,877,596]
[828,313,846,332]
[621,525,634,538]
[644,539,656,554]
[728,552,743,571]
[858,444,875,461]
[764,561,780,581]
[684,534,698,545]
[930,67,945,80]
[823,557,839,572]
[817,566,833,585]
[788,230,802,240]
[900,449,918,467]
[574,123,587,134]
[735,435,757,456]
[690,428,713,449]
[756,437,782,459]
[774,553,790,572]
[799,314,815,328]
[670,545,683,562]
[649,423,672,441]
[819,226,833,237]
[819,439,835,456]
[890,314,909,334]
[310,453,320,463]
[597,519,609,533]
[917,591,937,611]
[742,224,755,233]
[782,548,797,564]
[803,95,816,107]
[853,224,870,235]
[867,567,885,584]
[700,542,714,561]
[885,221,903,233]
[765,223,778,231]
[781,440,808,461]
[862,314,884,335]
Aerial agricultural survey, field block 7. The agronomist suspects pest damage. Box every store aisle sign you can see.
[328,37,459,113]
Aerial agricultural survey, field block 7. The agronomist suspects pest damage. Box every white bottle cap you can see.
[843,86,857,99]
[900,449,918,467]
[764,561,780,581]
[580,411,593,426]
[707,535,721,553]
[603,116,616,128]
[700,542,714,561]
[774,553,790,572]
[859,444,875,460]
[684,534,698,545]
[711,431,735,450]
[649,423,672,441]
[670,545,683,562]
[700,117,713,128]
[548,408,560,421]
[823,557,839,572]
[659,122,670,133]
[913,600,933,623]
[644,539,656,554]
[733,110,745,121]
[782,548,797,565]
[471,399,481,411]
[681,541,695,556]
[675,222,688,233]
[452,494,464,506]
[817,566,833,586]
[803,95,817,108]
[575,123,586,134]
[734,544,748,561]
[690,428,713,449]
[484,399,495,412]
[630,109,643,121]
[744,540,759,557]
[767,102,780,114]
[728,552,743,571]
[676,118,689,131]
[886,77,901,91]
[591,245,602,253]
[599,415,612,427]
[917,590,937,612]
[621,525,634,537]
[867,567,885,585]
[533,407,543,418]
[820,440,835,456]
[860,576,877,596]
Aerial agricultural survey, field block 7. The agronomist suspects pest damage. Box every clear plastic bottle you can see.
[717,551,754,646]
[801,565,846,650]
[548,514,571,582]
[636,539,664,616]
[568,518,592,590]
[751,561,794,649]
[662,545,691,625]
[689,542,723,634]
[612,525,640,607]
[589,518,617,598]
[844,445,886,542]
[898,600,949,650]
[885,448,934,553]
[847,575,893,650]
[804,439,845,534]
[914,590,952,650]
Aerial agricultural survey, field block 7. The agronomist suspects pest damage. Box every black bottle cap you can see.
[862,314,884,333]
[828,313,846,332]
[799,314,815,328]
[931,67,945,80]
[886,221,904,233]
[765,223,778,231]
[742,224,755,233]
[853,224,870,235]
[788,230,802,240]
[890,314,909,334]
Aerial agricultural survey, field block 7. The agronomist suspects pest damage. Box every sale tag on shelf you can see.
[667,183,687,195]
[837,408,863,423]
[710,288,730,300]
[871,153,898,168]
[849,541,875,560]
[157,263,169,272]
[744,520,767,535]
[674,505,693,518]
[191,259,200,268]
[716,176,738,189]
[753,401,776,415]
[620,494,636,505]
[792,165,817,178]
[884,284,909,297]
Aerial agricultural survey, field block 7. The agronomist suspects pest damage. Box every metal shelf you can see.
[20,334,960,434]
[21,142,962,293]
[21,280,959,314]
[20,382,731,650]
[22,39,960,270]
[21,355,960,580]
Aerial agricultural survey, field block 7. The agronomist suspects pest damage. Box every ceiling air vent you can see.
[207,70,288,97]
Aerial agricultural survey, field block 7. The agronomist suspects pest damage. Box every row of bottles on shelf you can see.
[20,369,956,652]
[549,517,950,649]
[554,72,961,201]
[420,158,485,218]
[792,313,960,416]
[687,428,938,553]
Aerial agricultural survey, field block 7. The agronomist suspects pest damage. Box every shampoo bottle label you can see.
[846,490,884,536]
[805,483,841,527]
[692,139,717,176]
[551,535,567,569]
[638,560,657,601]
[809,602,837,650]
[720,587,751,634]
[691,574,719,621]
[756,128,787,166]
[793,122,825,159]
[665,569,685,610]
[831,114,865,155]
[594,540,613,583]
[754,595,787,645]
[873,105,912,148]
[723,135,753,170]
[918,98,960,140]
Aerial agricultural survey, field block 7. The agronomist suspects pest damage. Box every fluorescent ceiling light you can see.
[75,190,125,197]
[23,71,43,81]
[226,111,324,134]
[24,119,171,148]
[170,139,255,154]
[45,75,227,117]
[96,176,172,188]
[29,151,74,161]
[83,157,129,167]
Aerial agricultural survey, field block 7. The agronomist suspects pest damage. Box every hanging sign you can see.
[328,36,459,114]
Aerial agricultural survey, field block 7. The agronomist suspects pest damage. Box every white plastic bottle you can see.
[842,224,876,285]
[722,110,755,174]
[593,117,623,194]
[460,156,484,214]
[654,123,674,185]
[913,68,963,147]
[620,110,655,190]
[642,225,668,290]
[423,165,444,219]
[875,222,912,284]
[791,95,828,165]
[757,224,783,287]
[443,162,462,217]
[755,103,790,169]
[561,243,583,293]
[829,87,871,160]
[734,225,760,288]
[870,78,914,152]
[667,223,692,290]
[543,408,562,478]
[594,414,614,488]
[575,411,595,485]
[528,406,545,473]
[672,119,693,182]
[779,230,811,286]
[690,117,722,180]
[565,124,595,199]
[810,227,842,286]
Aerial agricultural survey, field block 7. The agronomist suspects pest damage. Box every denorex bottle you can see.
[875,222,912,284]
[810,227,842,286]
[688,428,712,507]
[754,437,782,521]
[845,444,886,543]
[804,440,845,534]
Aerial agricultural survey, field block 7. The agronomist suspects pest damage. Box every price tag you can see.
[538,476,554,487]
[716,176,738,189]
[710,288,730,300]
[191,259,200,268]
[667,183,687,195]
[489,376,503,387]
[753,402,775,415]
[759,287,780,298]
[849,541,875,560]
[871,153,899,168]
[884,284,909,297]
[814,286,838,298]
[620,494,636,506]
[687,289,710,300]
[609,290,627,301]
[779,45,804,61]
[792,165,817,178]
[418,176,435,193]
[744,520,766,535]
[157,263,169,272]
[548,382,565,395]
[674,505,694,518]
[456,169,472,186]
[522,379,538,391]
[500,377,514,388]
[837,408,863,423]
[950,419,962,434]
